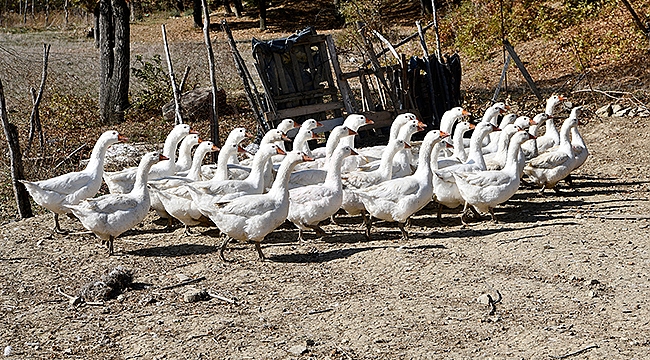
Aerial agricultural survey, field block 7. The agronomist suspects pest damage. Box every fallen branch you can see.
[57,287,82,306]
[160,276,206,290]
[53,143,87,171]
[550,344,599,359]
[207,291,237,305]
[487,290,502,316]
[572,88,646,107]
[308,308,333,315]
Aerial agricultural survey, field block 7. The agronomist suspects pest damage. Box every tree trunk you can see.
[223,0,233,15]
[93,4,100,48]
[192,0,202,27]
[99,0,130,124]
[0,77,33,219]
[232,0,242,17]
[259,0,266,30]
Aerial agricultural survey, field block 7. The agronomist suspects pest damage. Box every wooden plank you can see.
[289,51,305,92]
[273,52,291,95]
[273,101,345,119]
[274,87,338,102]
[325,35,357,114]
[503,39,543,101]
[358,72,375,111]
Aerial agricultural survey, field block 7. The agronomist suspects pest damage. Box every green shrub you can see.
[130,54,172,114]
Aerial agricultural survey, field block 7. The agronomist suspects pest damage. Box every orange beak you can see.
[417,120,427,128]
[302,154,315,162]
[245,132,254,138]
[529,119,536,125]
[347,128,358,136]
[350,148,359,156]
[117,134,128,142]
[293,122,301,128]
[416,125,426,132]
[197,138,203,143]
[439,131,450,138]
[158,154,169,161]
[237,145,247,153]
[404,142,412,149]
[311,132,319,139]
[469,123,476,130]
[491,124,502,132]
[211,145,220,152]
[462,109,470,116]
[445,142,454,149]
[189,128,199,135]
[558,95,566,101]
[281,133,291,142]
[528,133,537,140]
[316,121,324,127]
[276,147,287,155]
[365,118,374,124]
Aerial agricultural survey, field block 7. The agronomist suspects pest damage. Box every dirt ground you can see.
[1,109,650,359]
[3,5,650,359]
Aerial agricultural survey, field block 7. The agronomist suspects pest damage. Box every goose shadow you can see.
[127,244,220,257]
[268,243,446,264]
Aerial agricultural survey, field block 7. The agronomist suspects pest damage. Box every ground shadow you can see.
[127,244,220,257]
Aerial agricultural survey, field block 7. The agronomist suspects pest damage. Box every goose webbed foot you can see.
[255,241,266,261]
[107,235,115,255]
[297,229,306,243]
[398,222,409,241]
[183,225,198,236]
[165,217,175,230]
[538,185,547,194]
[365,215,373,241]
[330,213,338,226]
[308,224,327,237]
[564,174,573,187]
[488,208,498,223]
[53,214,68,234]
[219,236,233,262]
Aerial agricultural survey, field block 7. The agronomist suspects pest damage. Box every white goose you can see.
[453,130,535,224]
[437,121,475,168]
[201,127,250,181]
[275,118,300,152]
[568,107,589,172]
[288,126,357,187]
[288,145,357,241]
[483,113,517,154]
[439,107,471,136]
[355,130,449,240]
[357,113,418,160]
[104,124,196,194]
[339,114,374,149]
[341,139,409,219]
[21,130,127,233]
[523,112,579,192]
[484,124,520,171]
[174,134,201,174]
[148,141,219,225]
[536,95,566,153]
[66,152,167,255]
[522,113,549,160]
[187,144,286,219]
[432,122,500,219]
[359,119,425,174]
[207,151,313,261]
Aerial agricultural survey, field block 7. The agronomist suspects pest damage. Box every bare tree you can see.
[0,76,33,219]
[27,43,51,154]
[98,0,130,124]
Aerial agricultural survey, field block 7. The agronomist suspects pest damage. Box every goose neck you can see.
[84,136,112,173]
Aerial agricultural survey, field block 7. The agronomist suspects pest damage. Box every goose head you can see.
[262,129,290,145]
[545,95,566,116]
[532,113,549,125]
[343,114,374,131]
[513,116,533,131]
[299,119,324,131]
[390,113,418,140]
[276,119,299,133]
[225,127,253,146]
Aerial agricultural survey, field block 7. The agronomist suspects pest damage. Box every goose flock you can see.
[22,95,588,260]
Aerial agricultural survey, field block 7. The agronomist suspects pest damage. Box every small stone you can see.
[183,289,209,303]
[628,108,638,117]
[477,294,492,305]
[288,344,307,355]
[595,104,612,117]
[585,279,600,286]
[575,213,583,219]
[588,290,597,298]
[176,274,191,282]
[614,107,631,117]
[4,346,12,357]
[306,339,315,346]
[611,104,623,114]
